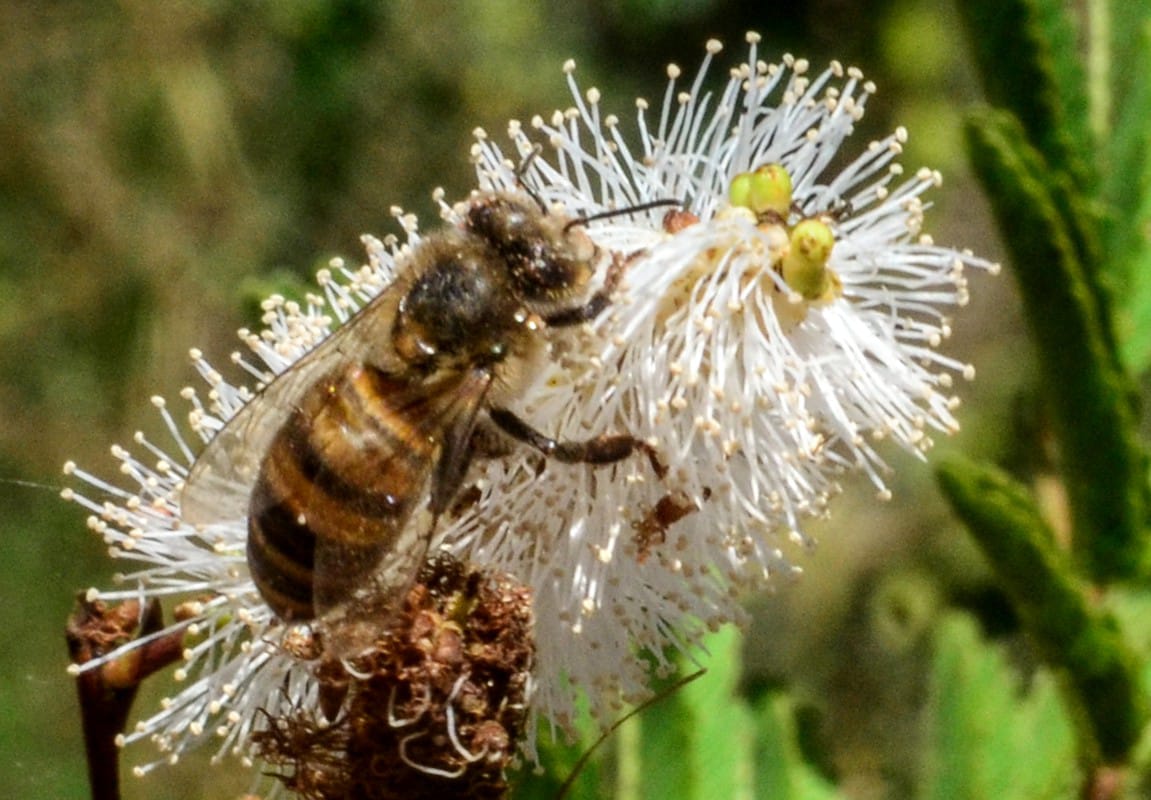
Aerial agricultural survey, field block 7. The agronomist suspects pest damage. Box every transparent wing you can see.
[315,505,435,656]
[181,285,404,527]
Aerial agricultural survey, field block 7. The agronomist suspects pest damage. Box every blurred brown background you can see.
[0,1,1017,798]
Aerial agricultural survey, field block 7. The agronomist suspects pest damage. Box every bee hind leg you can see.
[488,407,667,479]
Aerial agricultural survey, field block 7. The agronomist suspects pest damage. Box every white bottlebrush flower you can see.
[63,31,996,779]
[461,32,998,732]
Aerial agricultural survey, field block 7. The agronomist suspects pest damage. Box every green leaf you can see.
[957,0,1093,187]
[1104,21,1151,371]
[964,109,1149,580]
[513,696,603,800]
[1105,587,1151,696]
[518,630,754,800]
[922,613,1078,800]
[641,625,844,800]
[636,666,700,800]
[959,0,1124,370]
[936,456,1148,763]
[1105,2,1151,126]
[638,627,753,800]
[529,626,852,800]
[748,691,842,800]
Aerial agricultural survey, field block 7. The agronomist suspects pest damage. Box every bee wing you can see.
[181,287,403,528]
[312,367,494,656]
[314,505,435,656]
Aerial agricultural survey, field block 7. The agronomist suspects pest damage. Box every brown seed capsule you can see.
[253,554,535,800]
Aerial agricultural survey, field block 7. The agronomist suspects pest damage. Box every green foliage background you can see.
[11,0,1134,798]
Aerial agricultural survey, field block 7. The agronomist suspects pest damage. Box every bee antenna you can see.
[0,477,62,493]
[556,668,706,799]
[563,199,683,234]
[514,145,548,212]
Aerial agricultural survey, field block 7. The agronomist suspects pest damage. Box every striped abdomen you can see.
[247,364,438,621]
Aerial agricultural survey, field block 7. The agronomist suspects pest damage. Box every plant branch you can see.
[66,596,183,800]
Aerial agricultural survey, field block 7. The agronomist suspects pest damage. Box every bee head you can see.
[467,193,598,312]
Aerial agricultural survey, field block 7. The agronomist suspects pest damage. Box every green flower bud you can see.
[782,218,836,300]
[729,163,792,218]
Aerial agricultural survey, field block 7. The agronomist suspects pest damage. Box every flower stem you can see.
[965,109,1150,580]
[936,455,1147,766]
[65,596,180,800]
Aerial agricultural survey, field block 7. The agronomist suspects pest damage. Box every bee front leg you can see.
[467,418,519,460]
[488,407,667,479]
[543,251,632,328]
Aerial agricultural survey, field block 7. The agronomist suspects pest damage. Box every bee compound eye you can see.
[519,255,594,303]
[469,195,524,240]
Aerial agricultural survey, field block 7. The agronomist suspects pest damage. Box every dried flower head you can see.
[253,554,534,800]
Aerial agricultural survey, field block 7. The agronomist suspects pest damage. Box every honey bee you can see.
[181,190,667,652]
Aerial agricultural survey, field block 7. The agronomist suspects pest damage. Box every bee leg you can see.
[467,418,519,459]
[469,418,547,477]
[543,251,633,328]
[315,654,351,722]
[488,407,667,479]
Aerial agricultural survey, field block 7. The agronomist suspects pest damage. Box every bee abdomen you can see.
[247,471,391,622]
[246,484,320,620]
[247,365,433,621]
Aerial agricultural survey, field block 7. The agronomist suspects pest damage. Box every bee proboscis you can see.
[181,190,668,655]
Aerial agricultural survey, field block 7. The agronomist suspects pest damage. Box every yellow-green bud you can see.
[729,163,792,218]
[782,218,836,300]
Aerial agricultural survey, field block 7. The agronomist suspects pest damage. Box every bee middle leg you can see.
[488,407,666,479]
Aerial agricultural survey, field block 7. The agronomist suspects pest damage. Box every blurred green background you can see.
[0,1,1018,798]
